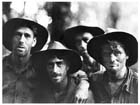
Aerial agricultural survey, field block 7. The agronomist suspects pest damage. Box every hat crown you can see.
[48,41,68,50]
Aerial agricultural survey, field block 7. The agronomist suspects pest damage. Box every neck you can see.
[11,53,31,68]
[54,77,68,92]
[107,66,127,82]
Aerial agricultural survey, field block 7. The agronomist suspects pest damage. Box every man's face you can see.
[101,42,129,73]
[12,27,37,56]
[75,32,93,54]
[46,57,69,84]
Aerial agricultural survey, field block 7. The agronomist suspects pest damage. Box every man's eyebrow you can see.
[57,60,64,62]
[14,31,21,33]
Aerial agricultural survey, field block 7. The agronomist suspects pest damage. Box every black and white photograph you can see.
[2,0,138,103]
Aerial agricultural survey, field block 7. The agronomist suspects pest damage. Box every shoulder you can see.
[3,54,12,71]
[127,68,138,89]
[89,70,105,82]
[129,68,138,80]
[3,54,12,66]
[3,54,10,62]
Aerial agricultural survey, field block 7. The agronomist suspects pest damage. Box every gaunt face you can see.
[46,57,69,84]
[12,27,36,56]
[101,41,129,73]
[75,32,93,54]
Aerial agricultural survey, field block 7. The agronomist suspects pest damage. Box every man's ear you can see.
[126,55,129,60]
[66,61,70,72]
[66,66,70,72]
[32,37,37,47]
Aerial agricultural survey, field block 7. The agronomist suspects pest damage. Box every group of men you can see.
[3,18,138,103]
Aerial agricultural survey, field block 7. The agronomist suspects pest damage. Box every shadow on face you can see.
[101,41,129,72]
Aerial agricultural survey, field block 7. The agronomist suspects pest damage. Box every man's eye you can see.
[114,51,121,55]
[47,63,54,68]
[83,38,89,43]
[57,62,62,67]
[24,33,31,38]
[14,32,22,37]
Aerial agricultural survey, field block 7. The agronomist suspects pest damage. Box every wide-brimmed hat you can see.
[32,41,82,74]
[3,18,48,53]
[62,25,104,50]
[87,31,138,67]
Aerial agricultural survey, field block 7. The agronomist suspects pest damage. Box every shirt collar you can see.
[3,54,35,78]
[103,68,134,94]
[122,68,135,94]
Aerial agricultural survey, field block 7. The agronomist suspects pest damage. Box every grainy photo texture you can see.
[2,1,138,103]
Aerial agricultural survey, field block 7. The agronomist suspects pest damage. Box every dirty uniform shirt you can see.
[34,77,94,103]
[3,54,38,103]
[90,68,138,103]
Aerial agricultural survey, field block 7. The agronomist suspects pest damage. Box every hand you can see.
[74,87,88,103]
[73,80,89,103]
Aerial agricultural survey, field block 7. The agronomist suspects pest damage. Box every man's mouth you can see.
[109,64,118,68]
[16,46,25,52]
[17,45,25,49]
[52,76,61,81]
[51,74,61,78]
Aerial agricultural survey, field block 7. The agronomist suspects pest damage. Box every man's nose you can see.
[53,64,59,73]
[81,41,87,49]
[110,53,117,63]
[19,34,25,42]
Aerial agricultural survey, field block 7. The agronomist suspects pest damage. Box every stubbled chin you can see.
[52,77,61,82]
[16,50,26,56]
[107,66,119,71]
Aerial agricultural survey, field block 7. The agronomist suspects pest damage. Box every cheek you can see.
[26,39,35,47]
[76,43,80,49]
[12,37,18,43]
[12,38,19,48]
[46,66,52,73]
[60,67,66,74]
[61,66,68,75]
[118,56,128,63]
[102,56,110,64]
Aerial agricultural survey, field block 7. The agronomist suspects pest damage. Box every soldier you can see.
[32,41,94,103]
[87,31,138,103]
[3,18,48,103]
[62,25,105,76]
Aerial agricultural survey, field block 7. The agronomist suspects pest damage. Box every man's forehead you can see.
[16,27,33,32]
[82,32,93,37]
[76,32,93,40]
[47,56,65,62]
[102,43,123,52]
[15,27,34,36]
